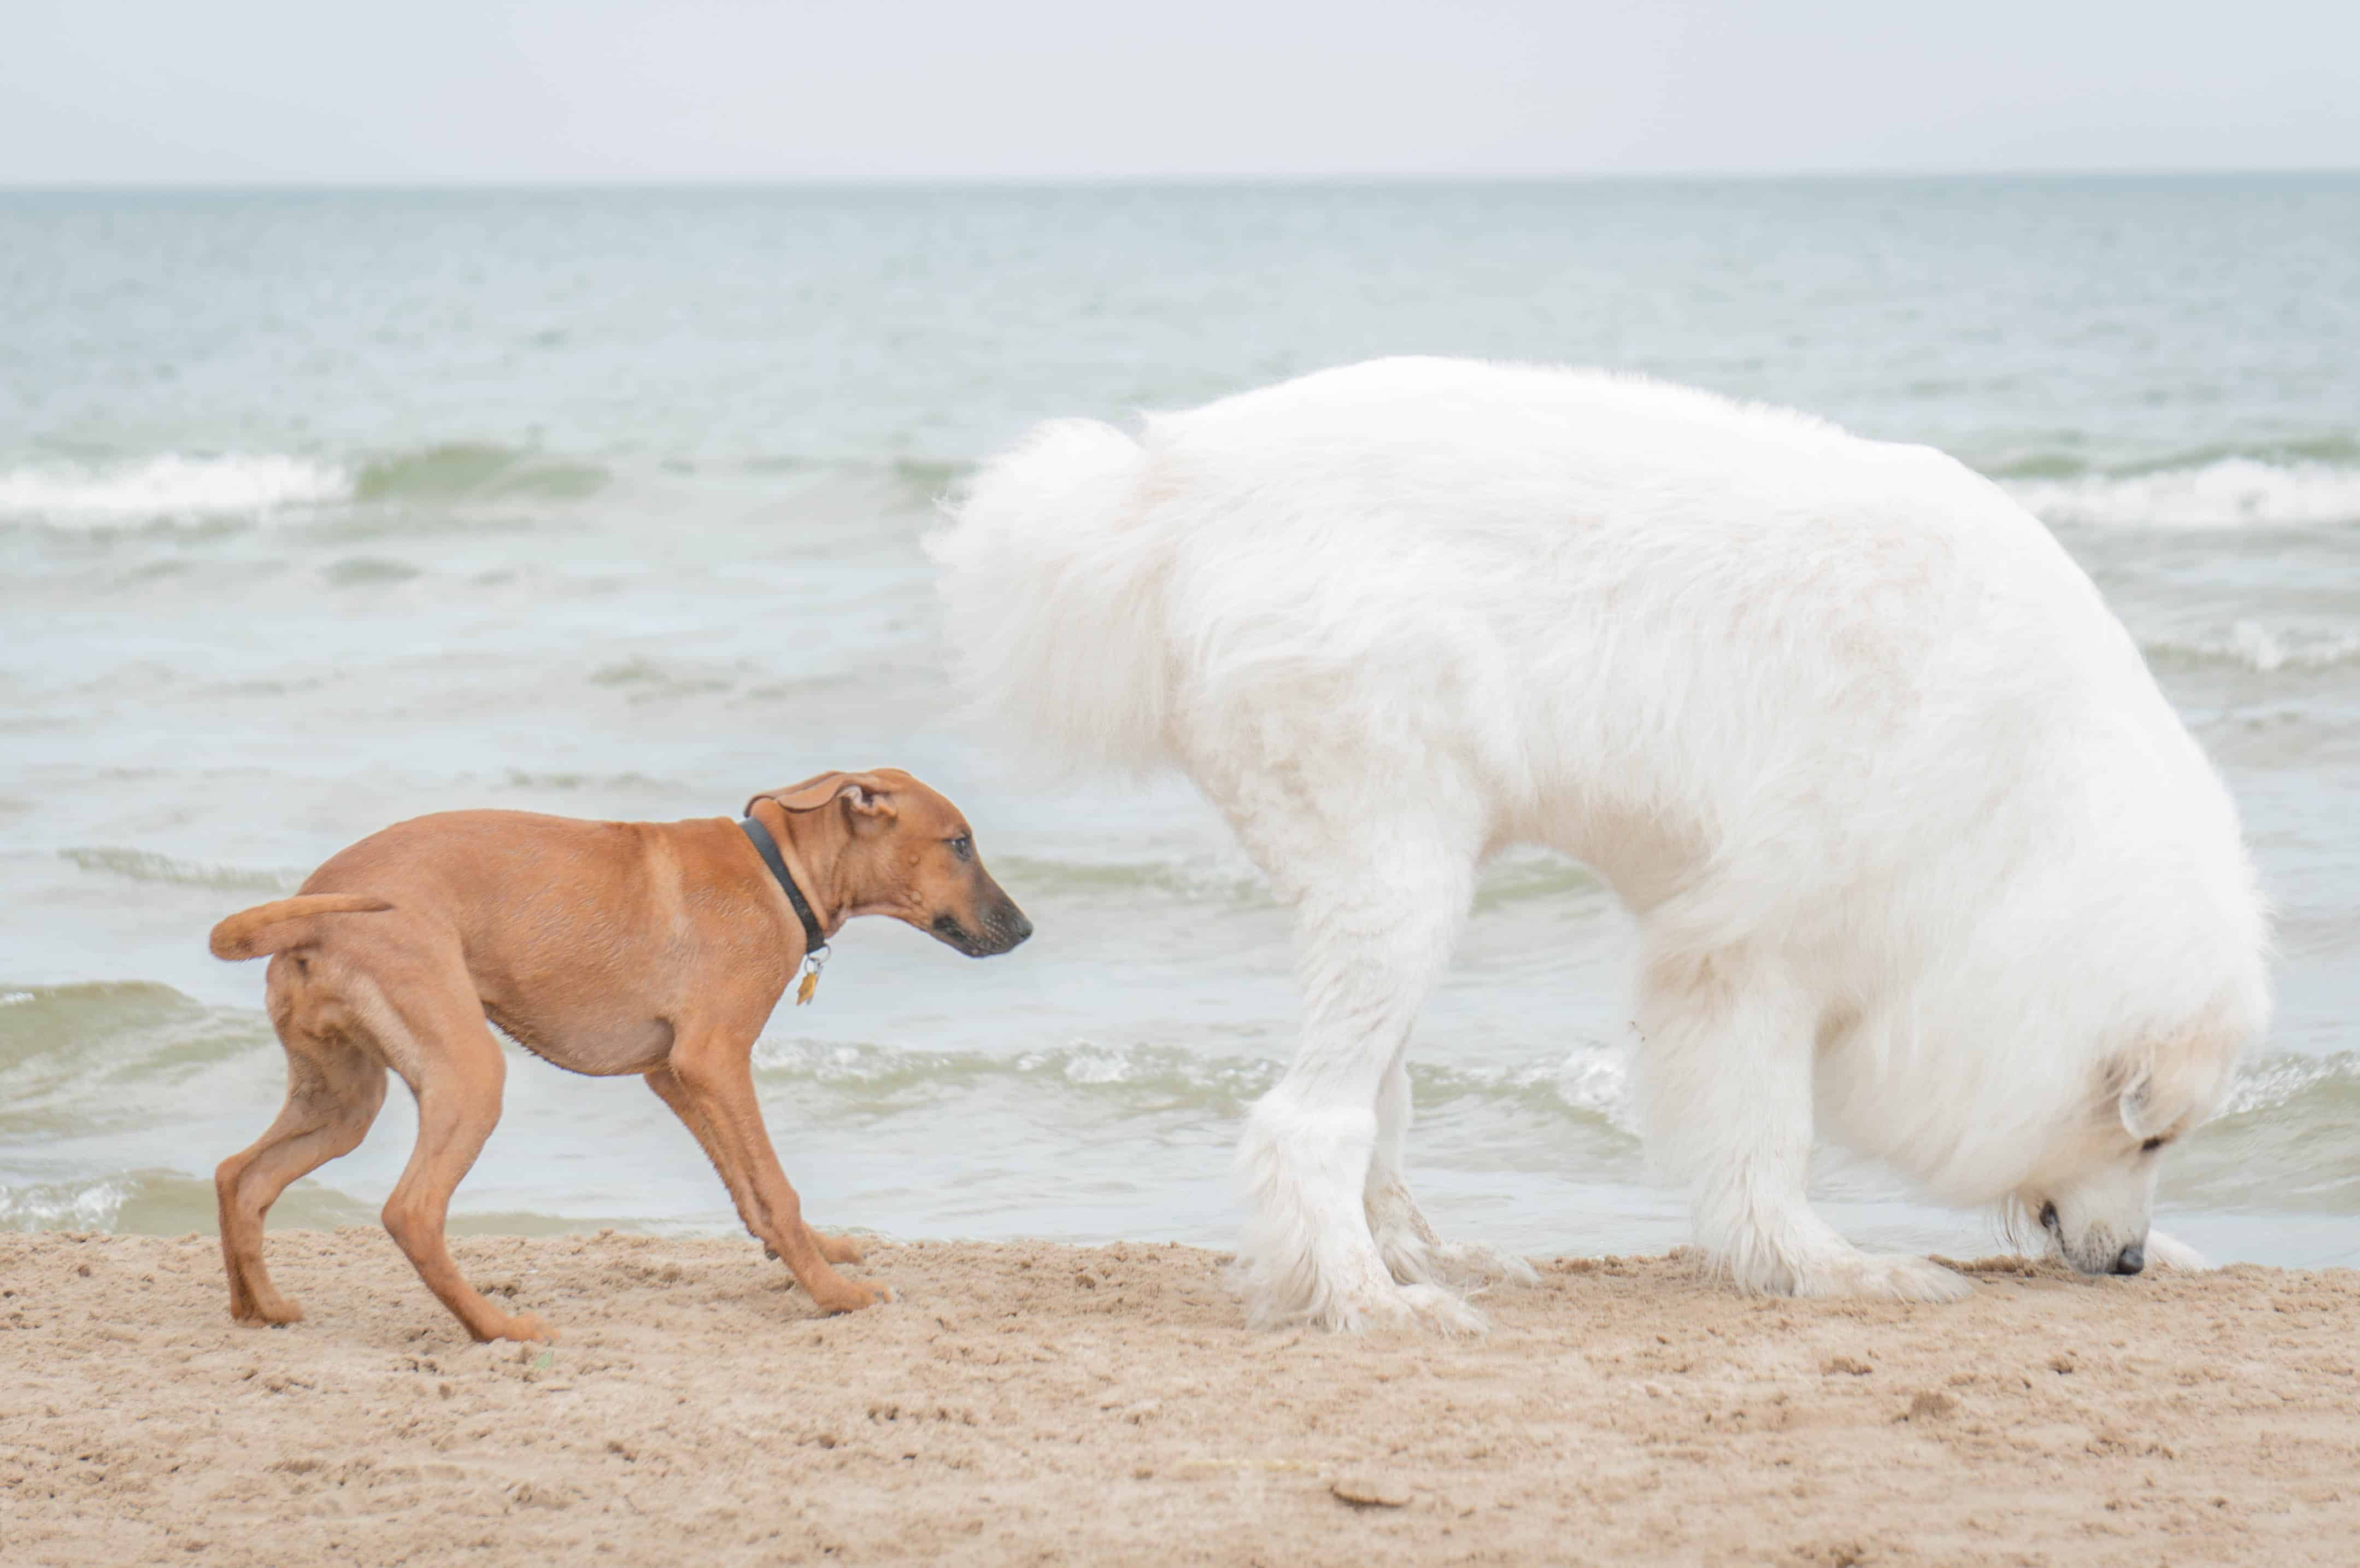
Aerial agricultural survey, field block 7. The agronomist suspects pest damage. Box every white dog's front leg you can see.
[1635,944,1970,1304]
[1234,1089,1457,1328]
[2140,1227,2210,1272]
[1227,821,1486,1333]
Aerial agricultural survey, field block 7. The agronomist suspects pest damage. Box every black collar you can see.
[738,813,828,958]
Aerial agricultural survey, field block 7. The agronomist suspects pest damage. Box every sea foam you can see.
[0,454,351,525]
[2006,459,2360,531]
[2144,621,2360,674]
[0,1176,131,1231]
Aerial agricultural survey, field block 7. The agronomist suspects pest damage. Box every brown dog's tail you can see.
[209,894,392,960]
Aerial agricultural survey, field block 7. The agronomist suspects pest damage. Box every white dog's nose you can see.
[2111,1241,2146,1276]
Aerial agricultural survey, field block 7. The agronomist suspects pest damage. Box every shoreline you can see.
[3,1230,2356,1566]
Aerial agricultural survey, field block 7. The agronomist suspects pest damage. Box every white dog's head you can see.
[2011,1027,2240,1275]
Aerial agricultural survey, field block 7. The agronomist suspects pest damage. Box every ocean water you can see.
[3,179,2356,1270]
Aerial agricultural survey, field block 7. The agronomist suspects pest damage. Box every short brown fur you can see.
[208,768,1030,1343]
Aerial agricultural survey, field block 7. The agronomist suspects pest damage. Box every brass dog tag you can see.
[797,969,819,1006]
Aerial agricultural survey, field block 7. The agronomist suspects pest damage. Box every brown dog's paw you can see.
[815,1231,866,1265]
[814,1279,890,1314]
[494,1312,561,1344]
[232,1297,304,1328]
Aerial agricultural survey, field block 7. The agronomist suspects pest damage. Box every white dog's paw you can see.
[1431,1240,1540,1289]
[2142,1228,2211,1272]
[1776,1250,1974,1305]
[1365,1173,1539,1291]
[1345,1280,1489,1336]
[1375,1226,1539,1291]
[1240,1261,1490,1336]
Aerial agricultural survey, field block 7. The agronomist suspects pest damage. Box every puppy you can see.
[207,768,1030,1343]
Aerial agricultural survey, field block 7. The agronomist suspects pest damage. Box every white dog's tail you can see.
[929,419,1174,774]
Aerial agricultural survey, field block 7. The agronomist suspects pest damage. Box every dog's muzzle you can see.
[2040,1201,2146,1276]
[932,900,1034,957]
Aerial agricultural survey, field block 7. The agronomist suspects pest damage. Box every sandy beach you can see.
[2,1231,2353,1566]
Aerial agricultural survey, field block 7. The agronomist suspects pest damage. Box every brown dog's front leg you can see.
[649,1055,884,1312]
[643,1068,865,1266]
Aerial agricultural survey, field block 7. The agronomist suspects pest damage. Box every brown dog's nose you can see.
[972,897,1032,954]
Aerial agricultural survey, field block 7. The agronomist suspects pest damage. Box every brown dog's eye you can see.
[2140,1136,2165,1153]
[948,835,972,861]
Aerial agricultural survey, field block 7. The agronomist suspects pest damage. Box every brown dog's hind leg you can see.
[216,1032,387,1326]
[644,1067,866,1267]
[376,989,556,1344]
[654,1049,884,1312]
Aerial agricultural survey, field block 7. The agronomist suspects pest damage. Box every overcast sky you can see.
[6,1,2356,184]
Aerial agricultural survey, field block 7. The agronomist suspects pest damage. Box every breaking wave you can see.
[0,1174,133,1231]
[0,454,351,525]
[0,443,611,530]
[2005,459,2360,531]
[2141,621,2360,674]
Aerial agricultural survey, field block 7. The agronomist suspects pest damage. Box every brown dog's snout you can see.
[930,884,1032,958]
[989,896,1035,952]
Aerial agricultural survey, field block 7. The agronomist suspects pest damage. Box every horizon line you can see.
[4,166,2358,195]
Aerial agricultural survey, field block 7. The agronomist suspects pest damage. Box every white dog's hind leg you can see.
[1635,944,1971,1303]
[1365,1050,1537,1290]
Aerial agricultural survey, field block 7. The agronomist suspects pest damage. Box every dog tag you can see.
[796,946,829,1006]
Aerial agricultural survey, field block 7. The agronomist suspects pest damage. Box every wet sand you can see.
[2,1230,2355,1566]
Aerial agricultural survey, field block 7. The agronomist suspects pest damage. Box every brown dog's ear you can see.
[835,777,896,818]
[749,772,846,816]
[747,771,898,820]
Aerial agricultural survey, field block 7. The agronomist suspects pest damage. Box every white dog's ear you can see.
[2117,1072,2165,1140]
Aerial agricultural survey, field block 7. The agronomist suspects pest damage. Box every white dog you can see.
[932,358,2270,1331]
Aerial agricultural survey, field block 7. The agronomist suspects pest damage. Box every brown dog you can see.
[206,768,1030,1343]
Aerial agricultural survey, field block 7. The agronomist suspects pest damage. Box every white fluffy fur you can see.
[932,358,2271,1330]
